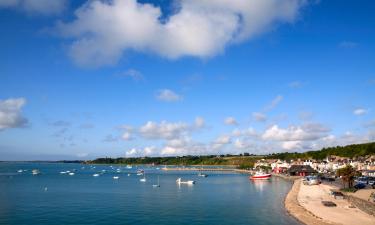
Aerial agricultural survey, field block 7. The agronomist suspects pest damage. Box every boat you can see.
[17,169,23,173]
[127,173,131,176]
[32,169,40,175]
[136,169,144,176]
[93,173,100,177]
[60,171,67,174]
[113,176,119,180]
[68,172,75,176]
[198,172,208,177]
[152,176,160,188]
[126,165,132,169]
[176,178,195,185]
[140,172,146,182]
[249,171,271,180]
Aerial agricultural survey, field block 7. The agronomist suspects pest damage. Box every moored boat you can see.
[249,172,271,180]
[176,178,195,185]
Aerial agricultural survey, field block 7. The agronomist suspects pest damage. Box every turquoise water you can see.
[0,163,299,225]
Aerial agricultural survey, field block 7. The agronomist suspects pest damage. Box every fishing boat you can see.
[176,178,195,185]
[152,176,160,187]
[32,169,40,175]
[249,171,271,180]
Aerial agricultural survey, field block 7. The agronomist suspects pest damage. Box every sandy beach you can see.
[286,179,375,225]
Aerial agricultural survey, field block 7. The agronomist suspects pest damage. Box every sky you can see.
[0,0,374,160]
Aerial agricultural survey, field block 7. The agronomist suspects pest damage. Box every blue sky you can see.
[0,0,374,160]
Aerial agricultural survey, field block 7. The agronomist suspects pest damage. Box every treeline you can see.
[265,142,375,161]
[88,142,375,166]
[88,155,258,167]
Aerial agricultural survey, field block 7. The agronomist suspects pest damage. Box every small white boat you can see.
[126,165,132,169]
[66,170,70,173]
[140,172,146,182]
[17,169,23,173]
[176,178,195,185]
[32,169,41,175]
[113,176,120,180]
[93,173,100,177]
[68,172,75,176]
[152,176,160,187]
[127,173,131,176]
[198,173,208,177]
[60,171,67,174]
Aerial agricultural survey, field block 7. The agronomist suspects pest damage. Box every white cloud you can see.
[232,127,257,137]
[252,112,267,122]
[224,117,238,125]
[194,117,205,128]
[262,124,329,142]
[353,108,368,116]
[56,0,306,67]
[156,89,182,102]
[0,0,67,15]
[122,132,132,141]
[0,97,28,131]
[264,95,283,111]
[139,121,189,140]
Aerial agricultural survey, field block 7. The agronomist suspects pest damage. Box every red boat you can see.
[250,172,271,180]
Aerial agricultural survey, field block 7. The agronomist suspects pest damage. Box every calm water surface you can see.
[0,163,299,225]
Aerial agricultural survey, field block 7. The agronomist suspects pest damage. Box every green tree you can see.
[336,165,358,189]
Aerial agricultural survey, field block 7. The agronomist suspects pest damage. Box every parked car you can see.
[303,175,320,185]
[354,176,368,185]
[354,183,366,189]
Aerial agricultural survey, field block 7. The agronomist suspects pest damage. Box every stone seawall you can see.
[345,194,375,217]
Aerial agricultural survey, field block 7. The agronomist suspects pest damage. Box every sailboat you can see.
[152,176,160,187]
[140,172,146,182]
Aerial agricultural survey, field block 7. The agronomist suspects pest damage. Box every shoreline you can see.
[284,179,335,225]
[285,179,375,225]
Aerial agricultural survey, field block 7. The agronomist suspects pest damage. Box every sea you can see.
[0,162,299,225]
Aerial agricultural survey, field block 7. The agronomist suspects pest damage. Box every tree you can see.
[336,165,358,189]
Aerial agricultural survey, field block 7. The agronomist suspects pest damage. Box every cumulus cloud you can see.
[0,98,28,131]
[156,89,182,102]
[224,117,238,125]
[56,0,306,67]
[139,121,189,140]
[252,112,267,122]
[262,124,329,142]
[353,108,368,116]
[0,0,67,15]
